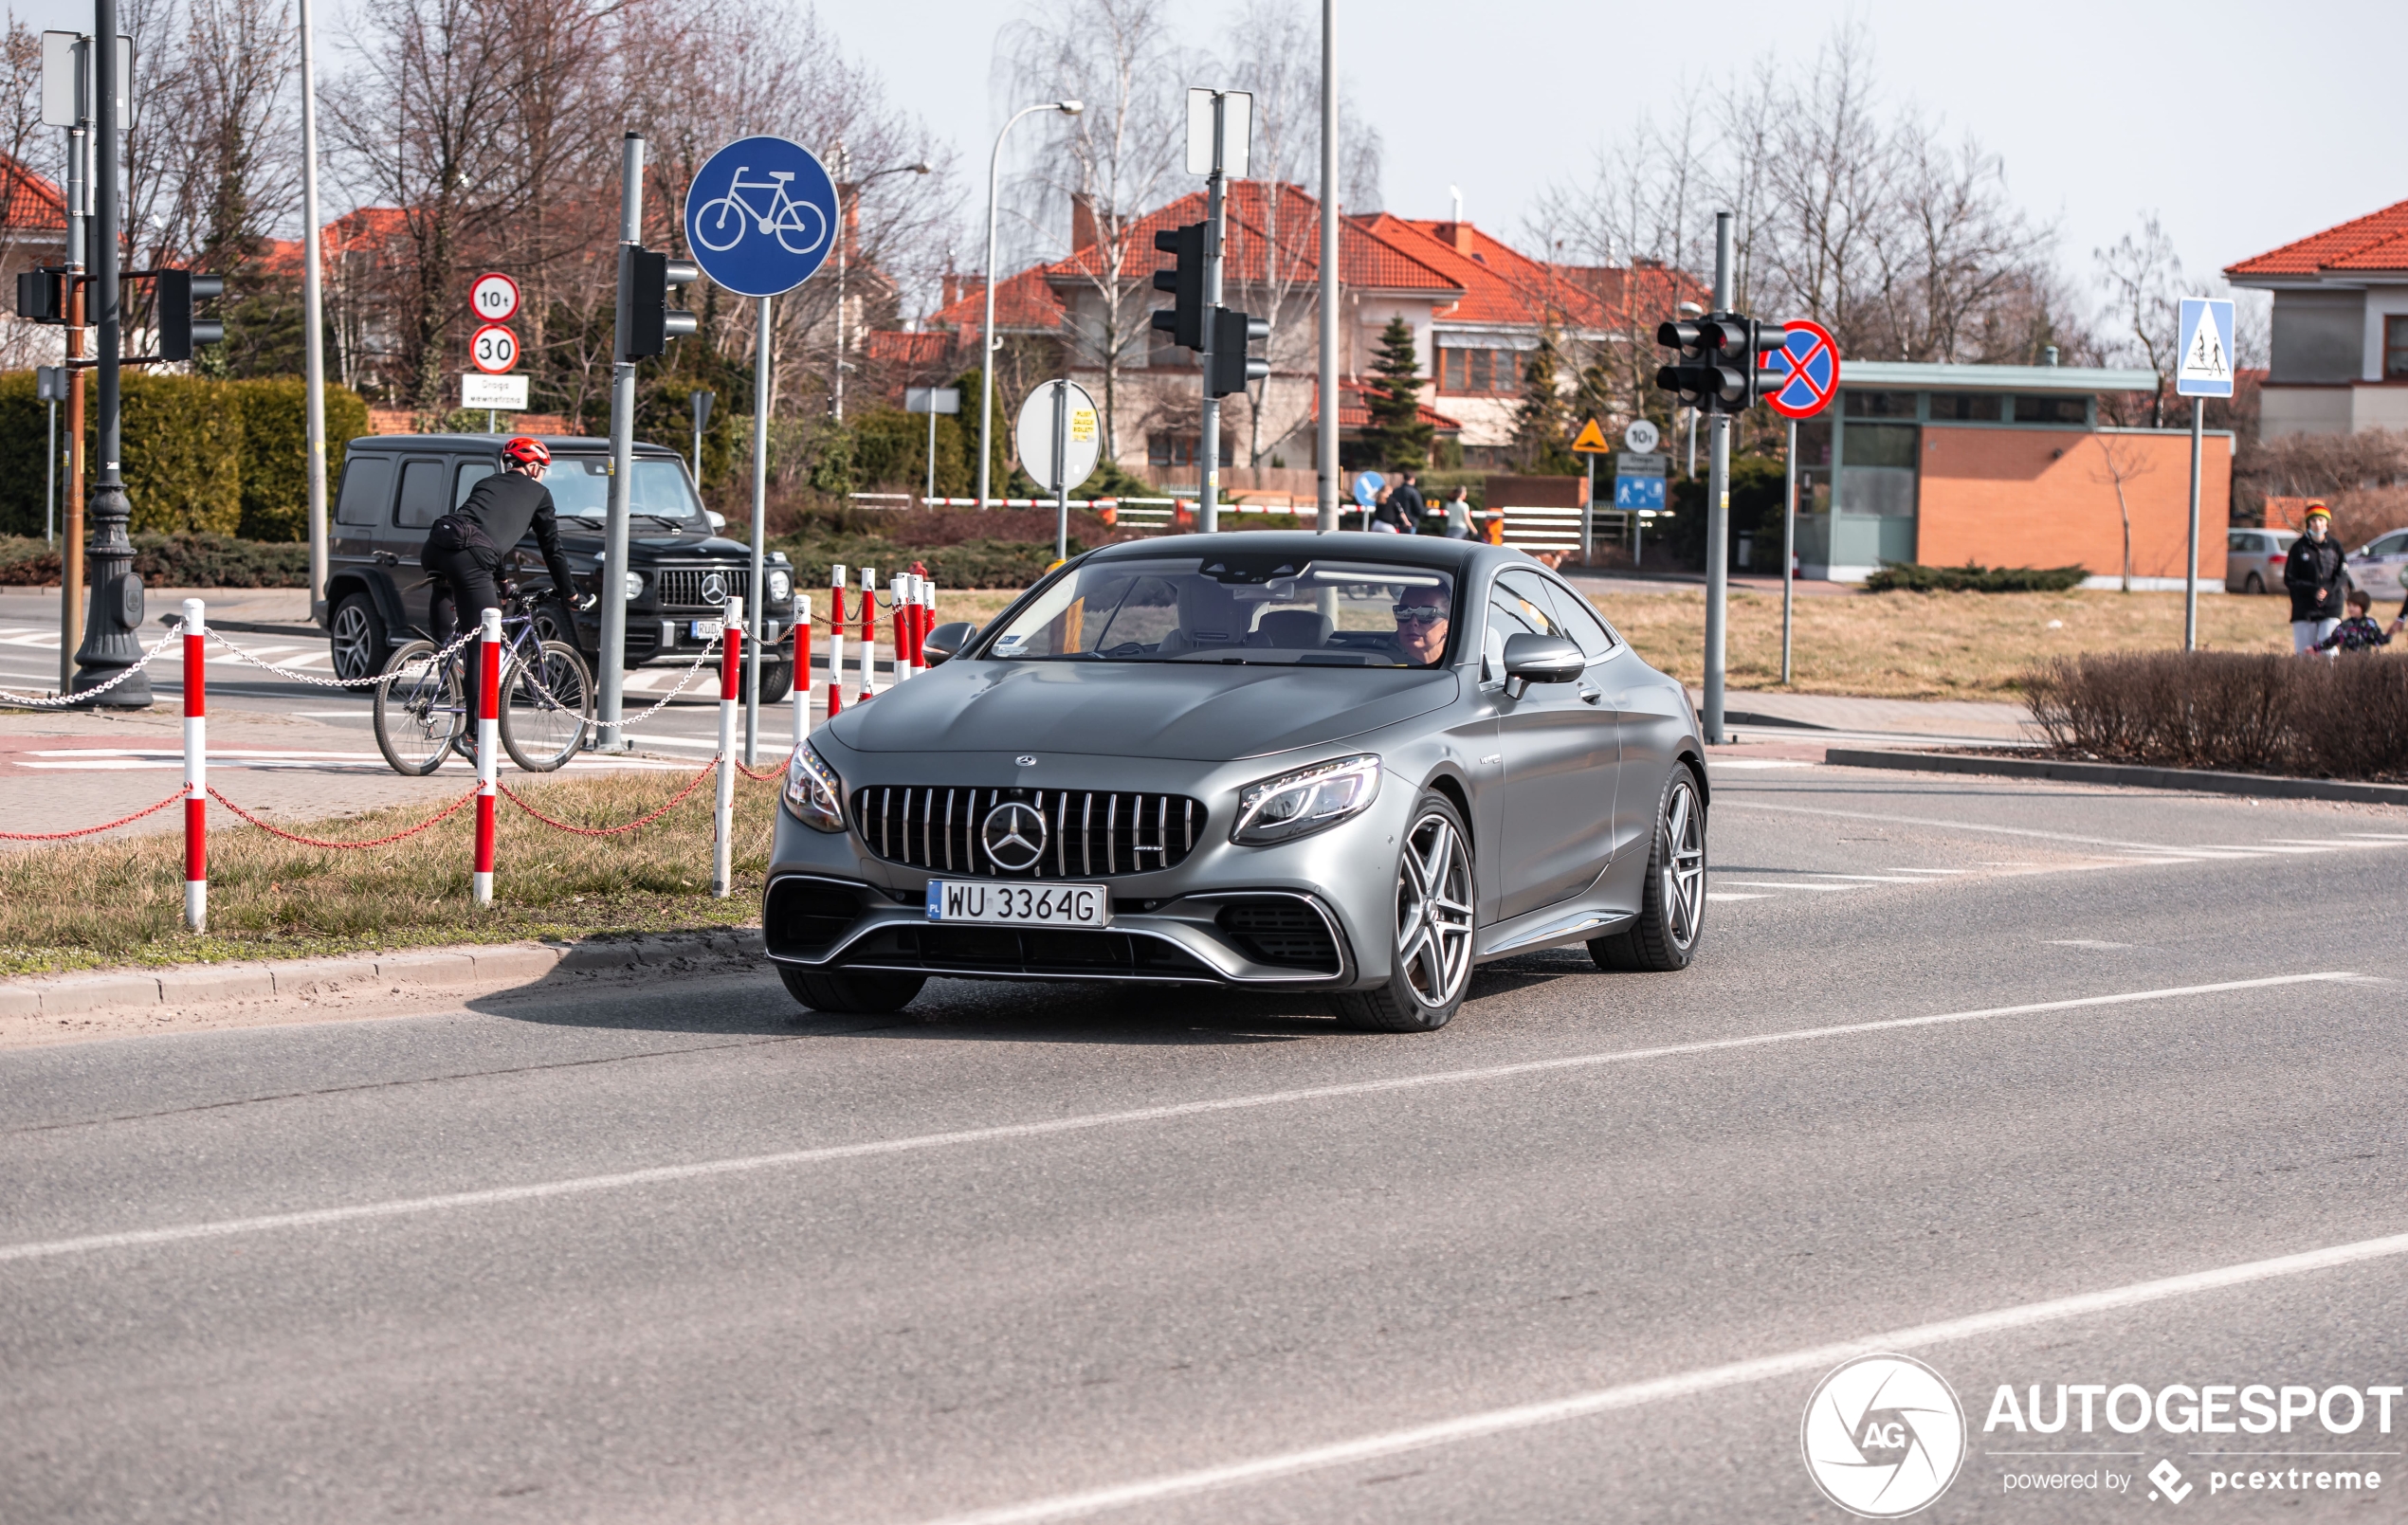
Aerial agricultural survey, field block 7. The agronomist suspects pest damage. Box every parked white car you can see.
[2225,528,2296,594]
[2345,529,2408,603]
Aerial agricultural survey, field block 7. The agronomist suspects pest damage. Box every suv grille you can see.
[852,787,1203,879]
[654,567,753,610]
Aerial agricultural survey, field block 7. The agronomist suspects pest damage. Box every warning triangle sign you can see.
[1570,417,1611,454]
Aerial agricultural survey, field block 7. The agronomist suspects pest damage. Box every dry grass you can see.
[1591,588,2294,699]
[0,766,787,977]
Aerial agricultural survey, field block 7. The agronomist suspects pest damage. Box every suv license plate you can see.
[926,881,1110,928]
[690,620,723,641]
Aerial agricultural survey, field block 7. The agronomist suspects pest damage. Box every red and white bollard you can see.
[182,597,208,933]
[889,573,909,681]
[714,595,744,899]
[473,606,502,907]
[792,593,811,746]
[858,565,878,699]
[826,564,847,717]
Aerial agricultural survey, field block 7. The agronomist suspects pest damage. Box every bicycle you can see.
[373,587,596,776]
[691,167,828,257]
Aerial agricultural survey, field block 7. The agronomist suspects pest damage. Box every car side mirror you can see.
[705,511,726,533]
[923,621,977,665]
[1502,632,1585,698]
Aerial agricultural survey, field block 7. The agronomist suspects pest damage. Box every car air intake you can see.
[764,878,863,957]
[1215,898,1341,973]
[851,787,1204,880]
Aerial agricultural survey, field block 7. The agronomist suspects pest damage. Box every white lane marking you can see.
[0,974,2358,1266]
[2341,833,2408,842]
[1722,801,2399,860]
[18,760,178,770]
[1703,892,1766,901]
[913,1227,2408,1525]
[1709,881,1858,892]
[1888,867,1969,875]
[1797,873,1938,883]
[2050,940,2135,950]
[1709,758,1815,770]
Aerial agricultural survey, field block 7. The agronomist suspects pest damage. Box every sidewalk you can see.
[1711,690,2037,744]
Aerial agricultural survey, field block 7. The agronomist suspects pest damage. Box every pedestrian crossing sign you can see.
[2176,298,2235,399]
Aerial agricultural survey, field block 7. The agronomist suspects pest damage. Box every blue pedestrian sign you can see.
[683,136,839,299]
[2175,298,2235,399]
[1614,474,1666,511]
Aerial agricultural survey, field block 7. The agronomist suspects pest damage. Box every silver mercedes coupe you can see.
[766,532,1707,1031]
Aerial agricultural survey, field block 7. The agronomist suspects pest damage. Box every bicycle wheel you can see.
[374,640,465,776]
[501,640,594,772]
[773,197,827,256]
[693,194,750,252]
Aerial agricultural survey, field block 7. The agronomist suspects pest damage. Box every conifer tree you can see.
[1512,325,1578,474]
[1363,317,1433,470]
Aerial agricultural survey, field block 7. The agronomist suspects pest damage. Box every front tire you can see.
[1333,792,1476,1032]
[777,966,926,1014]
[1591,764,1706,972]
[330,591,386,681]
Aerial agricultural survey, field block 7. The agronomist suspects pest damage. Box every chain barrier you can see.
[734,756,786,783]
[592,638,722,732]
[207,624,478,689]
[495,756,719,837]
[0,629,178,709]
[207,783,480,849]
[0,789,186,841]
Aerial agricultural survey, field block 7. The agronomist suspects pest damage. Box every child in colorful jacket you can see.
[2314,589,2393,654]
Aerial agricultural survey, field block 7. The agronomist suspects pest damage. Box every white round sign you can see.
[469,272,520,324]
[470,323,520,375]
[1014,380,1103,494]
[1624,418,1662,454]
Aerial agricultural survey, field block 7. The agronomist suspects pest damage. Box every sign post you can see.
[1016,379,1102,562]
[1760,318,1841,684]
[1187,87,1250,534]
[906,386,961,505]
[1570,417,1611,563]
[2176,297,2235,653]
[683,133,838,764]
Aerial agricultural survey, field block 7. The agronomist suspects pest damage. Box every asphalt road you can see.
[5,769,2405,1523]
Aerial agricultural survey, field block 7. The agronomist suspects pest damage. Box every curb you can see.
[1824,748,2408,807]
[0,929,768,1025]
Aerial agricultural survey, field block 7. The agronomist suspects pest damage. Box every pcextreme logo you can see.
[1802,1353,1968,1517]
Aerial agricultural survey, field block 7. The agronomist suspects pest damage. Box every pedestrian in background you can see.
[1369,484,1408,534]
[1391,471,1427,530]
[2285,502,2346,654]
[1440,487,1474,539]
[2316,589,2392,654]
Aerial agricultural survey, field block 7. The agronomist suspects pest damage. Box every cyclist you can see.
[419,437,590,735]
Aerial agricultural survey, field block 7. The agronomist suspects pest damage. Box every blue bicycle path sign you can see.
[683,136,839,299]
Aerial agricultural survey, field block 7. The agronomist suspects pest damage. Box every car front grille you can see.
[653,567,752,610]
[851,786,1204,879]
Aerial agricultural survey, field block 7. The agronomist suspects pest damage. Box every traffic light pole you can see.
[1701,210,1733,746]
[298,0,329,626]
[596,132,644,753]
[60,118,86,693]
[1316,0,1338,536]
[1198,94,1228,536]
[74,0,147,707]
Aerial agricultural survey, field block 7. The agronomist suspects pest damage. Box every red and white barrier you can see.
[858,565,878,700]
[827,563,847,717]
[472,606,502,906]
[183,598,208,933]
[714,595,744,898]
[792,593,811,745]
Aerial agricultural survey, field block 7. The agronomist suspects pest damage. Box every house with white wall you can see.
[2226,199,2408,438]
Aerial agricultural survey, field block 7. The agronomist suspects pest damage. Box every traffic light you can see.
[1655,313,1793,413]
[15,268,65,324]
[156,270,226,361]
[1209,306,1268,398]
[623,245,700,359]
[1150,221,1207,350]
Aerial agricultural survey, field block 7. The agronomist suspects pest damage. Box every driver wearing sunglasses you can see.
[1392,584,1451,666]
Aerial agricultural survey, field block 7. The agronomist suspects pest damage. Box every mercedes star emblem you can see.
[700,571,728,605]
[1016,755,1038,767]
[980,801,1048,872]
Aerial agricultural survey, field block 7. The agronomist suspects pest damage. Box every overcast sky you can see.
[16,0,2397,299]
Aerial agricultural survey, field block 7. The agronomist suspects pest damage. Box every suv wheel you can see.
[757,661,794,705]
[330,592,386,681]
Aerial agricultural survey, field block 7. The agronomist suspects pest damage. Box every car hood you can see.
[828,661,1461,760]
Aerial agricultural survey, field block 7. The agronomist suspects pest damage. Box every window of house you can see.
[1842,390,1915,418]
[2387,315,2408,379]
[2012,394,2089,425]
[1438,346,1519,394]
[1927,392,2002,422]
[1146,433,1234,470]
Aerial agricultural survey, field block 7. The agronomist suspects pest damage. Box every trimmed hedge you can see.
[0,533,312,588]
[1867,561,2090,593]
[0,372,369,542]
[2024,650,2408,780]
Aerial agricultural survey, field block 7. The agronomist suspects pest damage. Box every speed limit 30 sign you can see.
[470,322,520,374]
[470,272,520,324]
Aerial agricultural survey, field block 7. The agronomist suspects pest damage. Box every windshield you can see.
[544,456,708,528]
[979,554,1459,667]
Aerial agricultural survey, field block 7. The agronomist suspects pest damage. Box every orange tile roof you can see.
[928,265,1066,333]
[865,330,952,366]
[1,151,66,232]
[1382,216,1610,330]
[2227,197,2408,279]
[1047,183,1465,297]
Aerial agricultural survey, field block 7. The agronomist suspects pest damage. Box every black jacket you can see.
[2284,531,2345,623]
[449,470,580,599]
[1390,482,1427,520]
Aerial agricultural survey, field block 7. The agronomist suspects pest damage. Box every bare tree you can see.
[2092,433,2155,591]
[2095,212,2182,427]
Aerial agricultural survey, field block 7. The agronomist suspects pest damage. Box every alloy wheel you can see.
[1660,778,1705,952]
[331,603,375,681]
[1396,810,1475,1009]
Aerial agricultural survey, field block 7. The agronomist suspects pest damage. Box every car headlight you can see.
[767,568,793,601]
[624,572,645,601]
[1231,753,1381,845]
[783,741,846,832]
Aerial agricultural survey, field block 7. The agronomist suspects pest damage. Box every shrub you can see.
[0,533,311,588]
[236,379,371,541]
[2023,650,2408,779]
[1866,561,2090,593]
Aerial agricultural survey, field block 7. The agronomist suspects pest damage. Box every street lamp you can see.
[830,148,931,422]
[976,99,1083,511]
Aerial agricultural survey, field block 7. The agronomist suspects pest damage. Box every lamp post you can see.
[976,99,1083,512]
[1317,0,1339,534]
[74,0,147,706]
[829,150,931,423]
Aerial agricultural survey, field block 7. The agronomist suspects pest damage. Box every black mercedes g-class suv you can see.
[320,434,798,701]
